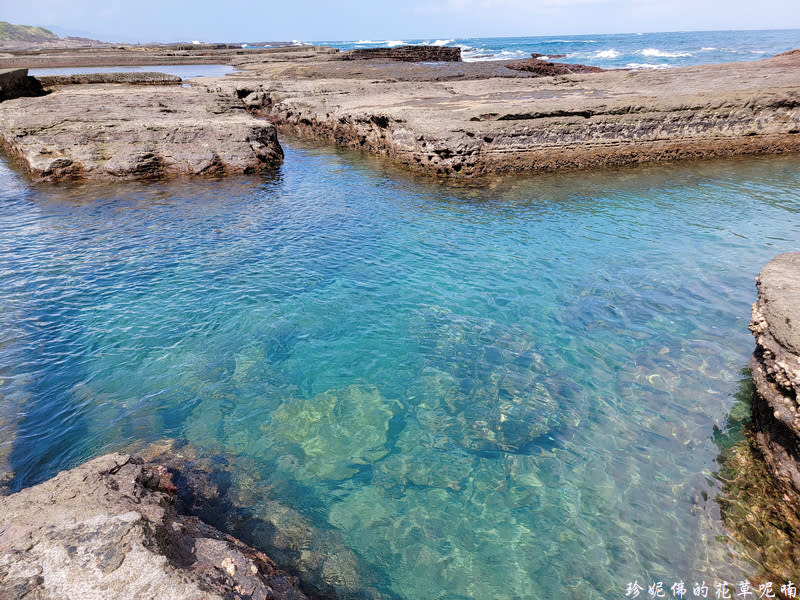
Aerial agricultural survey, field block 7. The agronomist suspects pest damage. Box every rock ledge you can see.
[749,252,800,517]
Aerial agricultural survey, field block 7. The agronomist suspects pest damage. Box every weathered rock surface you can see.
[227,47,800,177]
[335,45,461,62]
[2,45,800,181]
[749,252,800,517]
[0,68,44,101]
[0,453,307,599]
[0,83,283,181]
[36,72,182,87]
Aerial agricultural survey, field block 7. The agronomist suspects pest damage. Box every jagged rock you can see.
[749,252,800,517]
[336,45,461,62]
[0,83,283,181]
[0,453,307,600]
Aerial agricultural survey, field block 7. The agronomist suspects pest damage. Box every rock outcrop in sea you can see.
[749,252,800,517]
[0,453,307,599]
[335,45,462,62]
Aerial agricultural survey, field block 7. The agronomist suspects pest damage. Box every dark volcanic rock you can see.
[506,57,603,76]
[0,453,307,600]
[0,68,44,101]
[336,45,461,62]
[749,252,800,517]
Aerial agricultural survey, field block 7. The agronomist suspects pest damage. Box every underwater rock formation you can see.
[749,252,800,517]
[417,308,562,453]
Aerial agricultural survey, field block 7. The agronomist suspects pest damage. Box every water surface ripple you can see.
[2,145,800,598]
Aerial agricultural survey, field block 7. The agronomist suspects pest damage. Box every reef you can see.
[1,45,799,180]
[0,453,307,599]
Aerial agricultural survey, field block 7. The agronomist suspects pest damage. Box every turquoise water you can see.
[2,144,800,598]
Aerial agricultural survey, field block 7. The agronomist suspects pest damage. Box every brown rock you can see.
[0,453,307,600]
[226,47,800,178]
[0,82,283,181]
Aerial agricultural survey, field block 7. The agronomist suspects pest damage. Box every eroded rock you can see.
[0,453,307,600]
[0,83,283,181]
[749,252,800,517]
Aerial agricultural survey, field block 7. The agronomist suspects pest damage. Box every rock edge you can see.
[0,453,308,600]
[749,252,800,517]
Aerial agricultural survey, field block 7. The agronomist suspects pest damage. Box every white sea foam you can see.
[595,49,620,59]
[626,62,673,70]
[432,39,453,46]
[386,40,405,47]
[700,47,717,51]
[461,47,529,62]
[356,40,375,44]
[640,48,692,58]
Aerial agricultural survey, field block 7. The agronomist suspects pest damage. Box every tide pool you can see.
[1,143,799,598]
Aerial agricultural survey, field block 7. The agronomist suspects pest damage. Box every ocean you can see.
[315,28,800,69]
[3,29,800,600]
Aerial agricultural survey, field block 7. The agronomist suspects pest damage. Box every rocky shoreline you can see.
[0,453,308,599]
[749,253,800,518]
[1,45,799,181]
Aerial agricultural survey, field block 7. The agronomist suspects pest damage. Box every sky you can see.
[3,0,800,43]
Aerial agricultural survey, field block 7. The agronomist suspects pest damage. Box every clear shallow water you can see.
[2,145,800,598]
[28,64,236,79]
[315,29,800,69]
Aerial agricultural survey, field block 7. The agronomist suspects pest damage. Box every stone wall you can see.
[749,252,800,516]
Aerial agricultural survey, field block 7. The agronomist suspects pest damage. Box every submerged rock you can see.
[270,384,398,481]
[0,453,307,599]
[417,308,562,453]
[132,440,395,600]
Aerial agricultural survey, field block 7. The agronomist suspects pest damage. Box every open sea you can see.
[316,28,800,69]
[2,30,800,599]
